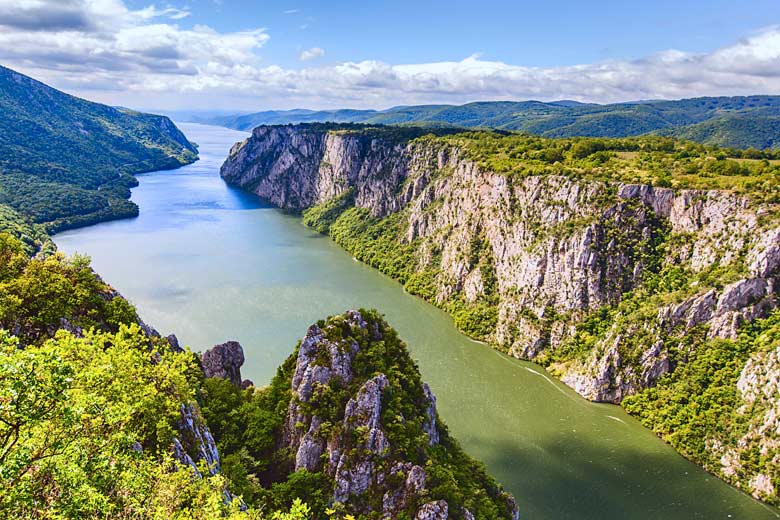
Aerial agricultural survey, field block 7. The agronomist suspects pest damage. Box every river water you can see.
[55,123,778,520]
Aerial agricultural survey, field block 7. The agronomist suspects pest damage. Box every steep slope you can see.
[663,114,780,149]
[0,230,517,518]
[0,64,198,231]
[221,124,780,504]
[203,96,780,149]
[200,310,519,519]
[0,231,237,517]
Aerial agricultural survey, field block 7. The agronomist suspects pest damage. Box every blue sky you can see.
[143,0,778,68]
[1,0,779,111]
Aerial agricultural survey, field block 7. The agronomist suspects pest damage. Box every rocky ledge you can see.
[280,310,519,519]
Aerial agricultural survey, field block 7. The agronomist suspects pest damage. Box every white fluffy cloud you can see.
[0,1,778,111]
[0,0,268,90]
[298,47,325,62]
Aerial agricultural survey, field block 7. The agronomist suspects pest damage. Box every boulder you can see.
[202,340,245,387]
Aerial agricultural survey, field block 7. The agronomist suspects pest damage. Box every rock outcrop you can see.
[173,403,222,476]
[279,310,519,519]
[202,340,247,388]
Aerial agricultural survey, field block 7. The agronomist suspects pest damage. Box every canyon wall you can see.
[222,124,780,503]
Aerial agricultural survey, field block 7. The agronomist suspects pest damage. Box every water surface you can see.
[56,123,779,520]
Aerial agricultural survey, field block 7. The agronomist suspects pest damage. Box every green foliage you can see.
[201,311,515,519]
[199,357,296,506]
[328,207,419,283]
[442,132,780,203]
[0,232,139,345]
[0,204,53,255]
[449,300,498,339]
[0,64,197,231]
[0,326,312,519]
[1,326,189,516]
[302,189,355,233]
[623,311,780,504]
[662,114,780,149]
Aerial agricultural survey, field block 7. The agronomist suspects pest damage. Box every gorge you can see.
[220,122,780,510]
[55,123,780,519]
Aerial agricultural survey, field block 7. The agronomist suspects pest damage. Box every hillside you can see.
[222,123,780,505]
[0,65,198,232]
[200,309,519,519]
[0,228,517,518]
[201,96,780,149]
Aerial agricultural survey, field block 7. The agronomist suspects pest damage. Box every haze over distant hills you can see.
[191,96,780,149]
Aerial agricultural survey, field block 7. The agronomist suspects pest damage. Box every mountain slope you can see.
[203,96,780,149]
[662,114,780,149]
[200,309,519,519]
[0,64,198,231]
[221,124,780,505]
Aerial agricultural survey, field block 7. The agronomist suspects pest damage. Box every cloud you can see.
[0,0,266,85]
[298,47,324,61]
[0,0,92,31]
[283,9,300,14]
[0,3,778,111]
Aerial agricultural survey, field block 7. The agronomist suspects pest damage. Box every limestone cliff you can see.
[279,310,519,518]
[221,124,780,504]
[198,309,519,519]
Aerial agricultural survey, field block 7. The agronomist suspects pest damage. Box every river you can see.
[55,123,779,520]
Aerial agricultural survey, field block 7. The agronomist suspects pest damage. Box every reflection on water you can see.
[55,123,779,520]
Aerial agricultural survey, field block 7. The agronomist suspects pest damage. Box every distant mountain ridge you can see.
[0,64,198,233]
[196,96,780,149]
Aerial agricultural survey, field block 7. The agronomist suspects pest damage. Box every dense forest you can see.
[0,65,198,232]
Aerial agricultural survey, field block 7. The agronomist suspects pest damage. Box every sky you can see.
[1,0,779,112]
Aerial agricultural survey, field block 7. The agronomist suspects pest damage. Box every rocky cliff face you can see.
[202,340,254,388]
[278,310,519,519]
[222,124,780,504]
[221,125,780,398]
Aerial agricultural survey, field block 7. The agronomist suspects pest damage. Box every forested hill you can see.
[0,64,198,232]
[198,96,780,149]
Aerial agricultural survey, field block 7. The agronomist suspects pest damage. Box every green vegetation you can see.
[661,113,780,149]
[301,128,780,349]
[303,198,503,342]
[206,96,780,150]
[0,324,317,519]
[0,64,197,232]
[441,132,780,203]
[295,124,780,505]
[0,231,261,517]
[623,311,780,502]
[201,310,516,519]
[0,230,513,518]
[0,232,138,345]
[0,203,53,255]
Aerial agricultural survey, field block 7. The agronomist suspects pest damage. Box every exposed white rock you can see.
[415,500,448,520]
[221,128,780,405]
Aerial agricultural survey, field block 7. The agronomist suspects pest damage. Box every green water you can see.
[55,123,778,520]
